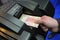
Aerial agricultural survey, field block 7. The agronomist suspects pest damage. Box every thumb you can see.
[35,18,43,24]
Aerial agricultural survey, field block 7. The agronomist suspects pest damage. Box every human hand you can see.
[36,16,59,32]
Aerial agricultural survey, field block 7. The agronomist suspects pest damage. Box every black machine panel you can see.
[0,0,55,40]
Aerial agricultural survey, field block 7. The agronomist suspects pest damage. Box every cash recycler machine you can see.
[0,0,54,40]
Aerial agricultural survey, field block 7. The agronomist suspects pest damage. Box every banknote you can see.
[20,14,41,28]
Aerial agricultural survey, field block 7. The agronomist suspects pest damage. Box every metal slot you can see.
[0,17,21,33]
[15,0,38,11]
[0,0,16,13]
[19,31,31,40]
[0,13,24,29]
[7,4,23,16]
[0,27,31,40]
[0,32,15,40]
[32,0,49,10]
[0,27,19,39]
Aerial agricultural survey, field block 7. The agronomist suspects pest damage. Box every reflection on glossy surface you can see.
[0,27,6,32]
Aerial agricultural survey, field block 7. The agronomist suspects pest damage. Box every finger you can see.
[35,15,47,24]
[40,25,48,29]
[40,25,48,32]
[35,18,43,24]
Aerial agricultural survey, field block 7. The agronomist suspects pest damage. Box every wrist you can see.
[51,19,59,32]
[51,27,58,32]
[56,18,60,33]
